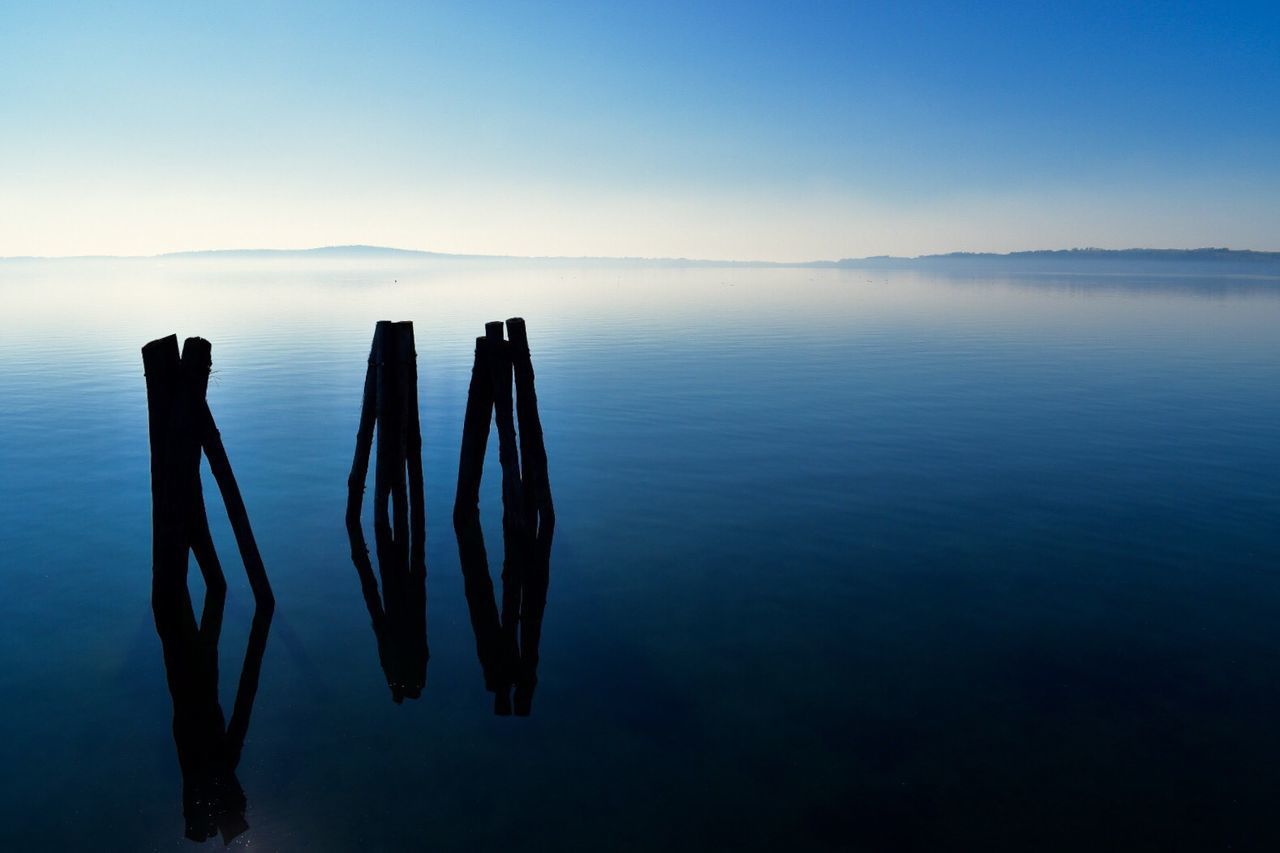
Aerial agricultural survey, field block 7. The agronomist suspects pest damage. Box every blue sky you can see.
[1,1,1277,259]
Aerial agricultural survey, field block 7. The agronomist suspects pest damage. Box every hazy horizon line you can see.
[4,243,1280,266]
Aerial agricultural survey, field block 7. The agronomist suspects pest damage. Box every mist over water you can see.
[1,259,1279,850]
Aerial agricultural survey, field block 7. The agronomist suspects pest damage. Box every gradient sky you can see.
[2,1,1277,260]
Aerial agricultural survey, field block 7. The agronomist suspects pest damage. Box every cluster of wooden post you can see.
[454,317,554,716]
[346,320,428,702]
[143,316,552,746]
[140,320,556,836]
[142,334,274,843]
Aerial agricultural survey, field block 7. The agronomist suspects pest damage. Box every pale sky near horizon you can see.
[2,1,1277,261]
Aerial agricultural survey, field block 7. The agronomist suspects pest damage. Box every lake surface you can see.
[1,259,1278,851]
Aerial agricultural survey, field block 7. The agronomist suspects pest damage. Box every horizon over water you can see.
[6,243,1280,267]
[1,258,1278,851]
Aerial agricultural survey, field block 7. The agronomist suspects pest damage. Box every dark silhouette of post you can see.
[453,336,506,694]
[142,334,274,843]
[505,317,554,714]
[347,327,381,526]
[453,335,493,526]
[183,337,274,607]
[506,317,553,529]
[453,318,554,716]
[455,515,505,693]
[346,321,428,702]
[485,321,525,689]
[153,578,273,843]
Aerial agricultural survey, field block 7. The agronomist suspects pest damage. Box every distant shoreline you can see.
[3,245,1280,276]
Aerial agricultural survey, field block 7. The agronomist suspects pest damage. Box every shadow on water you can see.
[143,334,275,843]
[346,321,428,702]
[454,318,555,716]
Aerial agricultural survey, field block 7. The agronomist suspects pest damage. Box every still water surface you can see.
[1,260,1278,851]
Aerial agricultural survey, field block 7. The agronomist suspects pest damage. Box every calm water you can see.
[1,259,1279,851]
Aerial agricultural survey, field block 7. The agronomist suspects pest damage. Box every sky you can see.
[1,1,1278,260]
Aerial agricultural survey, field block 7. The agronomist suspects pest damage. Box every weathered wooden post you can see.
[505,317,554,715]
[485,322,525,699]
[346,321,428,702]
[402,323,426,573]
[142,333,274,843]
[181,337,274,608]
[452,335,507,698]
[347,323,383,526]
[453,335,493,527]
[144,336,210,596]
[485,321,524,529]
[506,317,553,528]
[453,318,555,715]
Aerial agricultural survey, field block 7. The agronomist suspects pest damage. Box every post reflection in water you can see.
[346,321,428,702]
[153,579,273,843]
[143,334,275,844]
[454,513,552,716]
[454,318,555,716]
[346,508,428,702]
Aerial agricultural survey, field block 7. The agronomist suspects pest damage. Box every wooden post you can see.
[142,335,187,595]
[397,323,429,696]
[505,318,554,716]
[372,321,402,541]
[346,321,427,702]
[486,321,525,534]
[453,336,494,527]
[142,333,273,843]
[506,317,553,529]
[453,318,555,715]
[174,338,228,597]
[486,321,524,707]
[347,326,381,526]
[198,405,274,609]
[400,323,426,571]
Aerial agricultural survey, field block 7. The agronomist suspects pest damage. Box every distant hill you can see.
[160,245,1280,275]
[158,244,466,260]
[836,248,1280,276]
[153,245,782,267]
[4,245,1279,276]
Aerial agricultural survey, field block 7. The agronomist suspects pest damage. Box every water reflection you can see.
[346,321,428,702]
[454,319,555,715]
[454,515,552,715]
[153,579,273,842]
[143,334,275,843]
[3,262,1274,850]
[346,512,427,702]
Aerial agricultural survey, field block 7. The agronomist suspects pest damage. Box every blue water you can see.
[1,259,1278,851]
